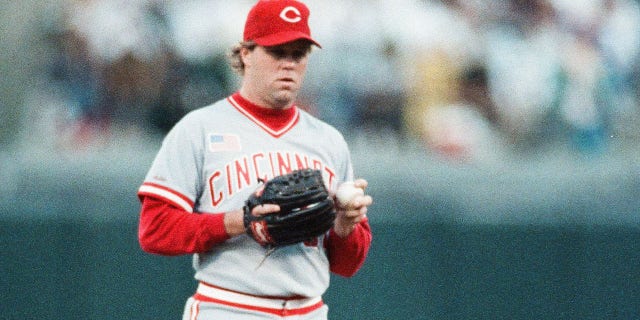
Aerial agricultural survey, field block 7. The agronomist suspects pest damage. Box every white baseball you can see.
[336,182,364,208]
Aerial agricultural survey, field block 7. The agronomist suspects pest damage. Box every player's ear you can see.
[240,46,253,67]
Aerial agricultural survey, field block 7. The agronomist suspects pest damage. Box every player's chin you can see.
[271,90,298,105]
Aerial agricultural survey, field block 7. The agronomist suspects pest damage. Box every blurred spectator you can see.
[484,0,567,148]
[421,64,505,163]
[597,0,640,140]
[46,10,103,147]
[551,0,638,155]
[399,0,486,147]
[558,28,612,155]
[356,37,406,136]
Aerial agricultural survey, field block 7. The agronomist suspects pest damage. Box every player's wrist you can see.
[224,209,246,237]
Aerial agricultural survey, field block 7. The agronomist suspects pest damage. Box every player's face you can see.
[241,40,312,109]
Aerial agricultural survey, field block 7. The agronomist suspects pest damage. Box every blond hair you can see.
[228,41,256,75]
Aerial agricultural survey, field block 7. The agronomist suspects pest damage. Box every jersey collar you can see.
[228,92,300,138]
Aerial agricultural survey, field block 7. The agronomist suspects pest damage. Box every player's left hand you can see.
[333,179,373,238]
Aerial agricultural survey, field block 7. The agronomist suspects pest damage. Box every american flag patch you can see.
[208,133,241,152]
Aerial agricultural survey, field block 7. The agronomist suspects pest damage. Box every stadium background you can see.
[2,0,640,319]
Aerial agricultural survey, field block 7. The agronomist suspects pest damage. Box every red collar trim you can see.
[228,93,299,138]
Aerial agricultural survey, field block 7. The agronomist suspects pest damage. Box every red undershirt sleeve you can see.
[138,196,230,255]
[326,219,372,277]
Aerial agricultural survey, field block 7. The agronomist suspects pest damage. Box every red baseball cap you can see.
[243,0,321,48]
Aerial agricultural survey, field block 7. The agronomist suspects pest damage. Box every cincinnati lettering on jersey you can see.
[208,150,336,207]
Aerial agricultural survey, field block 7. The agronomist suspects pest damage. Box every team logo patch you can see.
[280,6,302,23]
[209,133,241,152]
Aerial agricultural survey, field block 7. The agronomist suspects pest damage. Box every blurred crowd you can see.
[33,0,640,161]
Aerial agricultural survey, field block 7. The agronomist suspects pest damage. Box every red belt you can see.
[193,282,324,317]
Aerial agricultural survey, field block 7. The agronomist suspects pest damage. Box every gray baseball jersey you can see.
[139,93,354,298]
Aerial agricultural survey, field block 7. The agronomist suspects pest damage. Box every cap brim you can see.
[253,31,321,48]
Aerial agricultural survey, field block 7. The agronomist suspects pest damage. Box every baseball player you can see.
[137,1,373,319]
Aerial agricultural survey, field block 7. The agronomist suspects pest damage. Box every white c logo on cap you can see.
[280,6,302,23]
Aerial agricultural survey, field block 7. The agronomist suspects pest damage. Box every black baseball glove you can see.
[243,169,336,248]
